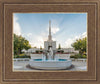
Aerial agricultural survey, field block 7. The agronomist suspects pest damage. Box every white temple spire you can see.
[49,20,51,36]
[48,20,52,41]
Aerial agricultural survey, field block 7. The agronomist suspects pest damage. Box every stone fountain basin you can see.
[29,59,72,70]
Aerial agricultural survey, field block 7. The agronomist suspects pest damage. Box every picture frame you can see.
[0,0,99,84]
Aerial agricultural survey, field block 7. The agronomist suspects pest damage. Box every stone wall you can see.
[30,54,70,59]
[56,54,70,59]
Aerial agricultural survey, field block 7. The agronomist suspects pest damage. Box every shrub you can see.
[15,56,30,58]
[77,54,82,58]
[19,54,25,56]
[57,51,60,53]
[36,50,39,53]
[40,51,43,53]
[61,50,64,53]
[82,54,87,58]
[14,54,31,58]
[70,55,78,59]
[70,54,87,59]
[70,55,75,58]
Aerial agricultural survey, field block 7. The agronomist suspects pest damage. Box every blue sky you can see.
[13,13,87,48]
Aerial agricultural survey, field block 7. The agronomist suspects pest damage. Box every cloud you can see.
[30,36,45,48]
[27,33,32,37]
[81,32,87,38]
[13,15,21,35]
[65,38,74,48]
[23,32,46,48]
[65,32,87,48]
[51,27,60,34]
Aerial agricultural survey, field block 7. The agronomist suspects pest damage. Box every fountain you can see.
[29,47,72,70]
[29,21,72,70]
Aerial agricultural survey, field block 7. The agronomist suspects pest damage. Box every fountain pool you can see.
[29,47,72,70]
[29,59,71,70]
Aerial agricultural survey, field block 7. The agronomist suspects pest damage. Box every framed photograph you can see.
[0,0,100,84]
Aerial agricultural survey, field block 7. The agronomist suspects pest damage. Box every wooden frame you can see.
[0,0,99,84]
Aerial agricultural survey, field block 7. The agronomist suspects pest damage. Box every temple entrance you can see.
[48,46,52,50]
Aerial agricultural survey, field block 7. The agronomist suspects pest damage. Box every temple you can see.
[23,20,79,54]
[44,20,56,50]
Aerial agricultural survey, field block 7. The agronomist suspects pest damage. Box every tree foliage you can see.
[14,34,31,55]
[71,37,87,55]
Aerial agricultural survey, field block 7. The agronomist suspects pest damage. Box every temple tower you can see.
[48,20,52,41]
[44,20,56,50]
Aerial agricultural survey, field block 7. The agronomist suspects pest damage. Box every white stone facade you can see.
[62,48,79,53]
[44,41,56,50]
[62,48,75,53]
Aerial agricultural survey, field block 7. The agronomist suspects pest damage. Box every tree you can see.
[71,37,87,55]
[40,46,42,50]
[14,34,31,55]
[33,46,37,48]
[58,44,61,50]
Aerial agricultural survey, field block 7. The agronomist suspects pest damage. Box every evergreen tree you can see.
[58,44,61,49]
